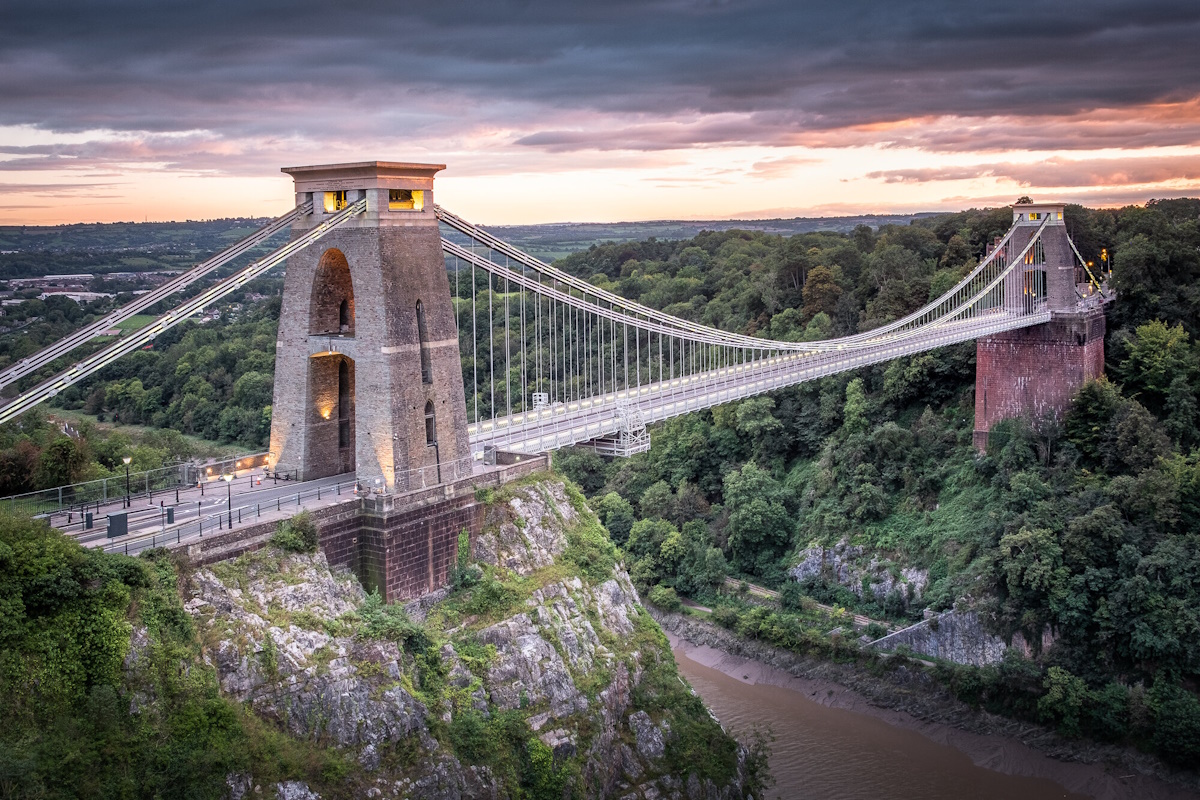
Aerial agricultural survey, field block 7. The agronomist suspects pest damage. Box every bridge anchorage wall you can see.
[187,455,547,603]
[973,203,1108,451]
[268,161,471,495]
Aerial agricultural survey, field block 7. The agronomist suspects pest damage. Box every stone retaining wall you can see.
[184,455,549,602]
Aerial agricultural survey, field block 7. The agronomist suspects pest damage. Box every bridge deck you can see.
[469,309,1051,454]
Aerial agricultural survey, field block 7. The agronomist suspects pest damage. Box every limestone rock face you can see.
[629,710,668,761]
[479,611,591,718]
[867,608,1056,667]
[474,481,576,575]
[186,481,751,800]
[790,539,929,608]
[189,552,426,749]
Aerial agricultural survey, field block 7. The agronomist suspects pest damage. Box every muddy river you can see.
[669,634,1195,800]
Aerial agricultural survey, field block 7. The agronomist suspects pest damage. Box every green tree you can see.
[1064,378,1123,467]
[34,436,86,489]
[842,378,869,435]
[1118,320,1193,407]
[597,492,635,544]
[801,264,842,321]
[723,463,793,575]
[551,447,608,496]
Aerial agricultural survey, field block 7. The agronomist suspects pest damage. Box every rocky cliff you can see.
[789,539,928,611]
[184,479,754,799]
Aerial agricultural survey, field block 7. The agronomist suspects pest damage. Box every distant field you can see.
[115,314,157,332]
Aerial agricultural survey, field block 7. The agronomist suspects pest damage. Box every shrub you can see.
[648,584,682,612]
[463,573,521,617]
[1151,681,1200,766]
[357,590,429,651]
[778,581,805,612]
[449,529,480,589]
[271,510,319,553]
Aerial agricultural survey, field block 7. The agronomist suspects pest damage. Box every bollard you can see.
[318,486,321,501]
[277,497,281,511]
[238,509,241,524]
[176,488,180,503]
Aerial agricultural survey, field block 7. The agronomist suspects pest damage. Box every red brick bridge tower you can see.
[973,203,1109,450]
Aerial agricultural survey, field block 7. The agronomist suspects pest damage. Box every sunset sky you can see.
[2,1,1199,225]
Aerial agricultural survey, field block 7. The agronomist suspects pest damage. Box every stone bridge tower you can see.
[973,203,1108,450]
[268,161,471,492]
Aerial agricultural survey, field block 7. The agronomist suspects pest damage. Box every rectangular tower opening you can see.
[324,191,348,213]
[389,189,424,211]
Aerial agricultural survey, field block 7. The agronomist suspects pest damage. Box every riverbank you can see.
[653,608,1200,800]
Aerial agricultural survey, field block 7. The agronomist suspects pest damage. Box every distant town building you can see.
[9,273,94,288]
[38,290,114,303]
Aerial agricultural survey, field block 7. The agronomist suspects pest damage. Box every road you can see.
[58,471,358,556]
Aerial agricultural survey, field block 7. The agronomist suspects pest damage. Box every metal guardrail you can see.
[189,451,270,483]
[99,476,362,555]
[93,455,486,556]
[1,450,270,518]
[3,462,189,517]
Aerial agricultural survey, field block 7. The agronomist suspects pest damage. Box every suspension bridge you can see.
[0,160,1110,515]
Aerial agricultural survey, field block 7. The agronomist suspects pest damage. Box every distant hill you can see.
[0,212,942,264]
[0,219,274,254]
[488,213,943,262]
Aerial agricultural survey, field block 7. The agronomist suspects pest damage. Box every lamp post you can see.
[122,456,132,508]
[221,473,233,528]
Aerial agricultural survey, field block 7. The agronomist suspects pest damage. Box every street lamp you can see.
[122,456,132,508]
[221,473,234,528]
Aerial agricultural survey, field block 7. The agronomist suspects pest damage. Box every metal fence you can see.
[0,450,270,518]
[2,462,189,517]
[99,476,361,556]
[186,451,270,484]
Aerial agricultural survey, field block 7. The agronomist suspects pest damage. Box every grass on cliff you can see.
[0,513,355,799]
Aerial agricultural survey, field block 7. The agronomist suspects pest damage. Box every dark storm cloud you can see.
[1,0,1199,162]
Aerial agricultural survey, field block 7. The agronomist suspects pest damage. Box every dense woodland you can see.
[2,199,1200,771]
[547,199,1200,765]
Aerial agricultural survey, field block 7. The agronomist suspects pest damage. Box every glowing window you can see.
[389,189,424,211]
[1057,212,1063,220]
[1029,212,1041,220]
[323,191,347,213]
